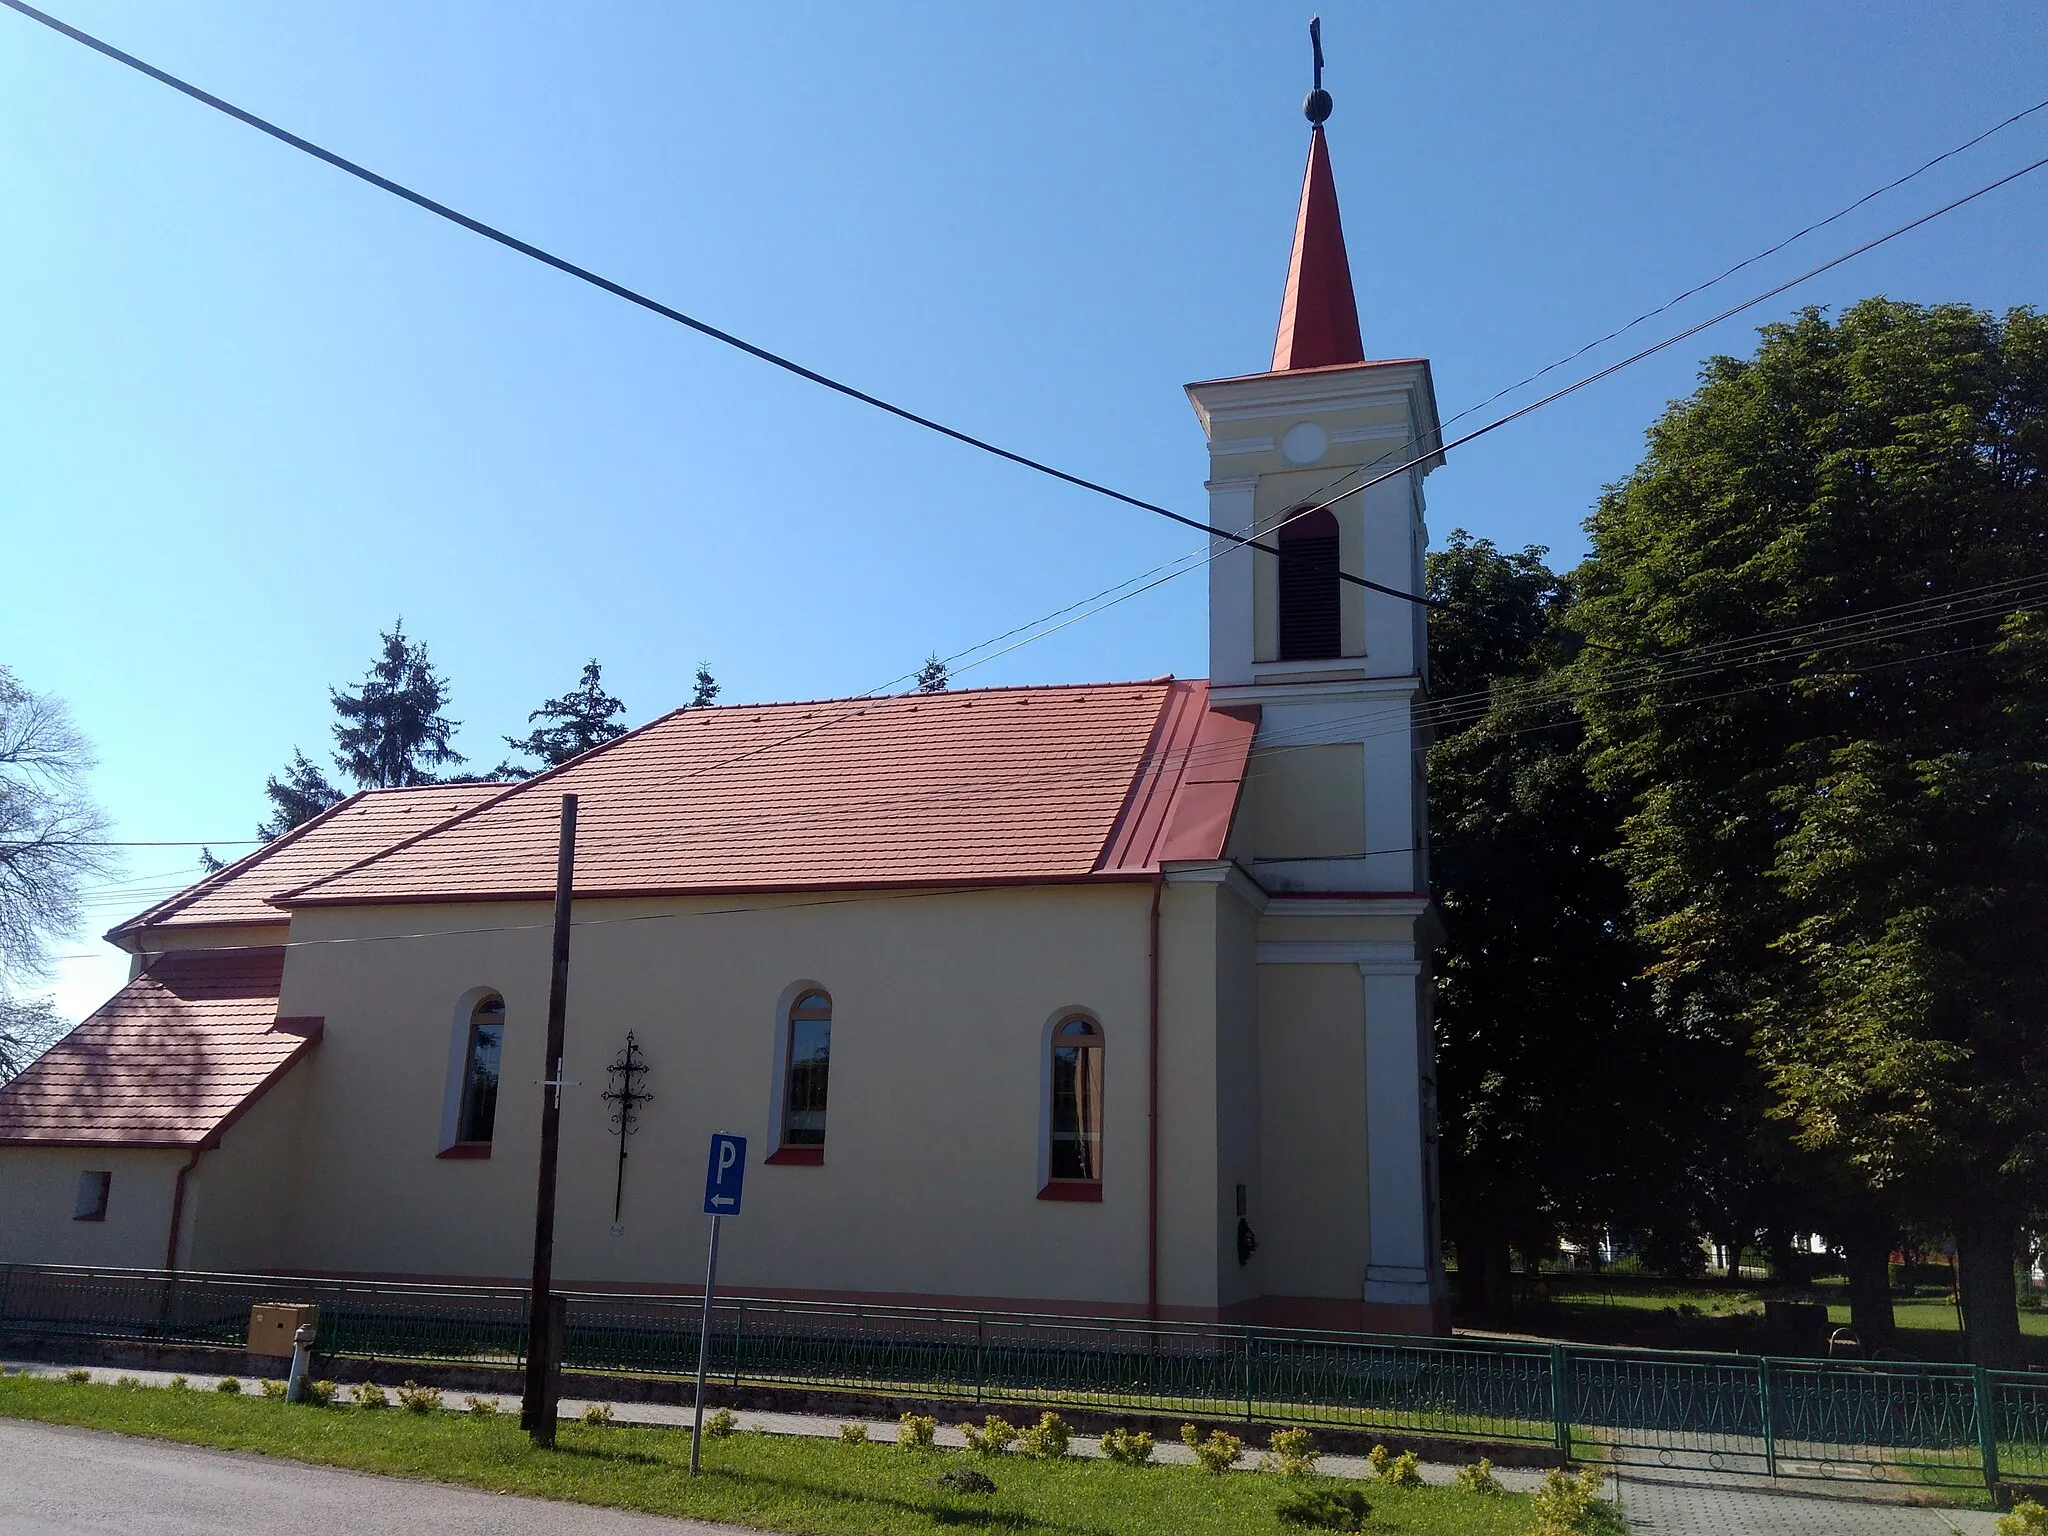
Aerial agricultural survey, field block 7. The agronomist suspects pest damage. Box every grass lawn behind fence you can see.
[1468,1280,2048,1365]
[0,1374,1571,1535]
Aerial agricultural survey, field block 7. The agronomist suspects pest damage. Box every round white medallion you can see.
[1281,421,1328,465]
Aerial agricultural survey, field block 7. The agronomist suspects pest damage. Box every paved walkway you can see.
[1612,1463,2002,1535]
[0,1417,745,1535]
[4,1359,2009,1534]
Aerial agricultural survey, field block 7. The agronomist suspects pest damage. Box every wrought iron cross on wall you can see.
[603,1031,652,1226]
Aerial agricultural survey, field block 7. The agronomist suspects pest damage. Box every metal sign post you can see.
[690,1132,746,1475]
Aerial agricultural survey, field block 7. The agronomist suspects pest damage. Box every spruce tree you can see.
[914,653,949,693]
[330,621,464,788]
[495,660,628,779]
[256,749,343,839]
[690,663,720,708]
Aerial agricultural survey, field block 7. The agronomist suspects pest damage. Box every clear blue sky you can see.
[5,0,2045,1018]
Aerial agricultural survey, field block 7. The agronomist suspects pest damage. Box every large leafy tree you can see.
[1428,535,1703,1315]
[496,660,629,779]
[1572,301,2048,1364]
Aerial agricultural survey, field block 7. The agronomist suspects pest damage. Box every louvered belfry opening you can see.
[1277,505,1342,660]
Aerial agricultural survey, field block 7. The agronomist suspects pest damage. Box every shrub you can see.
[1366,1444,1390,1478]
[1181,1423,1244,1473]
[396,1381,442,1414]
[351,1382,389,1409]
[1019,1411,1072,1460]
[1531,1466,1607,1533]
[1100,1426,1156,1465]
[168,1375,190,1392]
[465,1394,497,1416]
[936,1465,997,1495]
[305,1380,338,1407]
[1383,1450,1423,1488]
[838,1422,869,1445]
[2001,1500,2048,1536]
[1276,1488,1372,1531]
[1264,1426,1318,1477]
[897,1412,938,1450]
[580,1402,613,1427]
[115,1375,144,1391]
[63,1369,91,1384]
[960,1415,1020,1456]
[703,1407,737,1439]
[1455,1458,1506,1496]
[258,1378,287,1400]
[215,1377,242,1395]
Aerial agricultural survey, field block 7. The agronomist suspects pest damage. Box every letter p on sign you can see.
[702,1133,747,1216]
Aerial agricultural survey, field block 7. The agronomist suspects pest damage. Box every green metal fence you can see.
[0,1262,2037,1492]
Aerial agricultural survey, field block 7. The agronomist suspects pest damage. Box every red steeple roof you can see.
[1271,126,1364,372]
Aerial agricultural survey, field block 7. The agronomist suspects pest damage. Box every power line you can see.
[69,572,2048,925]
[50,612,2029,966]
[1434,94,2048,435]
[0,0,1430,610]
[14,0,2038,664]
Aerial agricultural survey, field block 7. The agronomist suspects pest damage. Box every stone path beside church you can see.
[4,1359,2008,1534]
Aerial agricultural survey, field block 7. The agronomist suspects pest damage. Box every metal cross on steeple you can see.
[1304,17,1333,125]
[603,1031,652,1224]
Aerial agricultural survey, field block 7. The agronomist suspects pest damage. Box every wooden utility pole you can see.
[520,794,578,1446]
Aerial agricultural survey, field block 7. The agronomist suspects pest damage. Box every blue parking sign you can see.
[702,1133,747,1216]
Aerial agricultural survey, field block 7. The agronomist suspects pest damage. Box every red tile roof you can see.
[277,681,1256,907]
[111,783,501,937]
[0,949,317,1147]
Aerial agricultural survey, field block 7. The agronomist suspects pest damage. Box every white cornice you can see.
[1264,896,1432,920]
[1257,938,1419,971]
[1212,435,1277,457]
[1186,361,1443,474]
[1210,674,1423,708]
[1162,860,1269,913]
[1205,476,1262,495]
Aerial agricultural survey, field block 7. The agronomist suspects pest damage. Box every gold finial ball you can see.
[1303,88,1333,125]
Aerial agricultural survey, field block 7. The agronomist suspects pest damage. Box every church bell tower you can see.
[1185,30,1446,1323]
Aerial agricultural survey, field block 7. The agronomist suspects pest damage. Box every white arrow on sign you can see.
[710,1195,735,1209]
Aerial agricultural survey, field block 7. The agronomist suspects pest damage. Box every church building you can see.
[0,96,1449,1334]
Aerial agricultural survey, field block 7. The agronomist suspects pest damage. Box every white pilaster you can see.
[1206,477,1259,687]
[1359,956,1438,1308]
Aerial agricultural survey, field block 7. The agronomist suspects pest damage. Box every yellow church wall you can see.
[125,922,289,957]
[178,1057,314,1274]
[250,883,1167,1312]
[1243,744,1366,860]
[1209,879,1265,1314]
[1255,962,1372,1308]
[0,1147,185,1269]
[1154,878,1220,1316]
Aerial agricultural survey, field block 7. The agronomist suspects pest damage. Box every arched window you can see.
[456,995,505,1145]
[1277,505,1341,661]
[781,990,832,1149]
[1047,1015,1103,1185]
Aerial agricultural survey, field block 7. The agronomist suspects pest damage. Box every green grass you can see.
[0,1374,1552,1535]
[1475,1281,2048,1365]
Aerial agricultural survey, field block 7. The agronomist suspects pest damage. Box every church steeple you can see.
[1270,22,1363,373]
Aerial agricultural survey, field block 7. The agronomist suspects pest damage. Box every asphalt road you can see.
[0,1419,749,1536]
